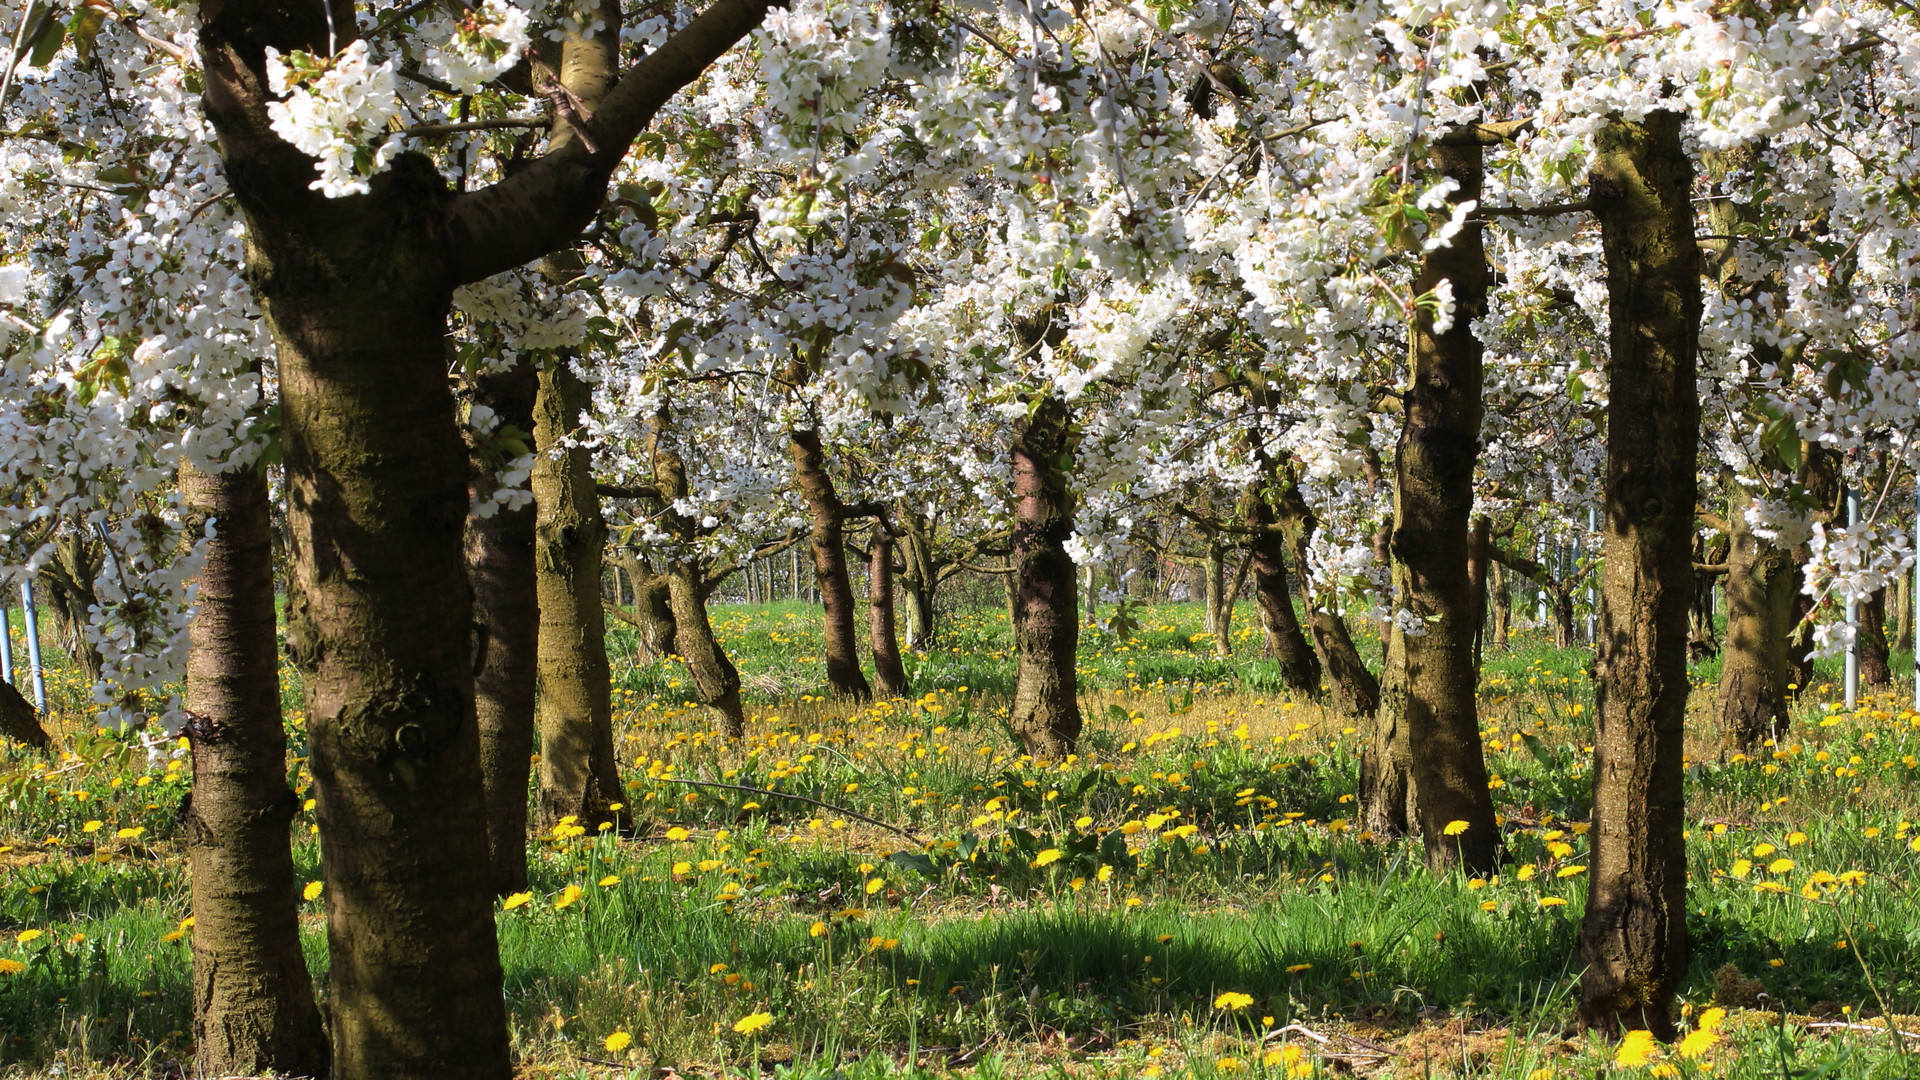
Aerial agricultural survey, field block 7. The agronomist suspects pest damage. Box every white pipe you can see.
[20,581,45,714]
[1586,505,1598,644]
[0,605,11,685]
[1845,487,1860,710]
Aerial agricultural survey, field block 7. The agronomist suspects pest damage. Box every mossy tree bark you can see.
[1577,110,1701,1040]
[1009,394,1082,757]
[197,0,776,1071]
[868,530,909,697]
[532,358,627,833]
[1369,129,1500,873]
[898,512,939,652]
[606,548,678,662]
[463,362,539,897]
[790,428,872,700]
[0,678,49,749]
[180,460,328,1079]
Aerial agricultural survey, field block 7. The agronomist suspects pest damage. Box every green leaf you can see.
[27,12,64,68]
[67,5,104,63]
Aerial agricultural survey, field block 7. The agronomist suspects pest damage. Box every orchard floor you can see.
[1,602,1919,1078]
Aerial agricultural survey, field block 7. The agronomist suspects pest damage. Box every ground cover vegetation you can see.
[1,602,1919,1078]
[6,0,1920,1075]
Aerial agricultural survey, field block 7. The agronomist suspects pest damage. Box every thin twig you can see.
[651,777,923,841]
[399,117,548,138]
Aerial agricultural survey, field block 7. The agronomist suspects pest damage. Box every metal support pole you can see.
[0,605,11,685]
[20,581,46,713]
[1845,486,1861,710]
[1913,481,1919,713]
[1535,536,1548,628]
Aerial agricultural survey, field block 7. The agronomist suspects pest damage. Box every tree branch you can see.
[444,0,781,284]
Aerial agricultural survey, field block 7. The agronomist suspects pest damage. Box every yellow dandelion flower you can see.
[1032,848,1063,867]
[603,1031,632,1053]
[1214,991,1254,1010]
[1767,858,1794,873]
[502,892,532,910]
[1616,1029,1659,1067]
[809,921,827,938]
[732,1011,773,1035]
[1443,820,1470,836]
[81,820,102,833]
[1539,897,1568,908]
[302,881,323,901]
[15,930,42,945]
[554,885,583,909]
[0,959,23,975]
[665,827,691,842]
[598,875,621,887]
[865,878,886,895]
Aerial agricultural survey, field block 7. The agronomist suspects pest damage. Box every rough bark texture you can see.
[196,0,772,1068]
[464,362,539,897]
[40,532,106,684]
[1577,110,1700,1040]
[1009,395,1082,757]
[1369,131,1500,873]
[180,460,328,1080]
[790,428,872,700]
[1468,516,1491,669]
[1714,477,1795,754]
[869,532,909,697]
[531,360,628,833]
[0,678,49,749]
[1243,485,1322,696]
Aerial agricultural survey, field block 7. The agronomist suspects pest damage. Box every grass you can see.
[0,600,1918,1077]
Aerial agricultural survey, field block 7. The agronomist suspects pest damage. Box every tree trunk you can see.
[1244,485,1321,696]
[1715,477,1795,754]
[899,515,938,652]
[1369,128,1500,873]
[1577,110,1700,1040]
[1491,561,1511,649]
[1203,542,1229,654]
[1893,570,1913,655]
[464,362,539,897]
[42,531,106,685]
[1468,516,1491,670]
[1008,395,1082,757]
[0,678,49,749]
[1276,472,1380,719]
[1860,587,1892,688]
[665,563,745,736]
[180,460,330,1080]
[869,531,909,697]
[790,428,872,700]
[607,550,677,662]
[531,360,628,834]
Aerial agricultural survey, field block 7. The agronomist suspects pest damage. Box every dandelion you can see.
[15,930,41,945]
[302,881,323,901]
[1767,858,1794,873]
[502,892,532,910]
[665,827,691,842]
[1539,897,1568,907]
[865,878,886,895]
[1032,848,1063,867]
[554,885,583,909]
[1214,991,1254,1010]
[1616,1029,1659,1067]
[603,1031,632,1052]
[1730,859,1752,878]
[1443,820,1470,836]
[116,826,145,839]
[0,959,23,975]
[732,1011,773,1034]
[1286,963,1311,974]
[809,921,827,937]
[81,820,102,833]
[1216,1056,1245,1072]
[598,875,620,887]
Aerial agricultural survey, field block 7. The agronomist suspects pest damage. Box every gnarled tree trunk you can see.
[181,460,329,1079]
[899,514,939,652]
[1009,394,1081,756]
[531,359,628,833]
[1369,128,1500,873]
[464,362,539,897]
[0,679,49,749]
[1577,109,1700,1040]
[790,428,872,700]
[607,549,677,662]
[1275,477,1380,718]
[1860,587,1892,688]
